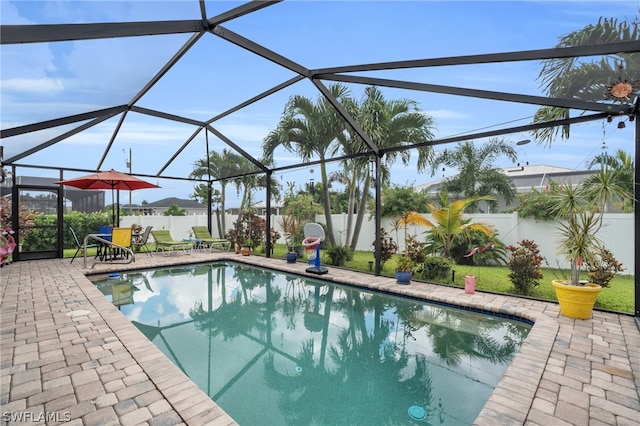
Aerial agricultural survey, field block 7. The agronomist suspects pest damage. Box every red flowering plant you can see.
[506,239,545,296]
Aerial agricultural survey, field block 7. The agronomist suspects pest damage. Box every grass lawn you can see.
[65,244,635,314]
[264,245,634,314]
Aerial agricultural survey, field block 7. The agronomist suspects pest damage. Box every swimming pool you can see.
[92,262,531,425]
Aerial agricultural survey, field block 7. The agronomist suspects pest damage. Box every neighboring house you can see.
[415,164,598,212]
[225,201,284,216]
[0,175,104,214]
[133,197,209,216]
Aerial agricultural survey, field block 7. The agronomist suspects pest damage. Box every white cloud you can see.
[2,77,65,94]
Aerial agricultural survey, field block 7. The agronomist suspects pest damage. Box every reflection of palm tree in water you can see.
[421,309,524,367]
[190,265,270,340]
[263,290,441,425]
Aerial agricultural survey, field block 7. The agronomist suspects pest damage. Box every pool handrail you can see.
[83,233,135,269]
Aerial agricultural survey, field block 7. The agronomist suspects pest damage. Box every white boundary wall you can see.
[121,212,635,275]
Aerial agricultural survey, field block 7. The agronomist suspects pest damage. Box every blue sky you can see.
[1,0,638,207]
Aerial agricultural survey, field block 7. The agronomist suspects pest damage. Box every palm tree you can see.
[533,17,640,144]
[421,194,496,259]
[428,138,518,212]
[587,149,634,212]
[337,86,436,249]
[191,148,242,236]
[263,83,352,245]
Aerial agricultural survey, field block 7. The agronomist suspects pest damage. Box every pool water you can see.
[92,262,531,426]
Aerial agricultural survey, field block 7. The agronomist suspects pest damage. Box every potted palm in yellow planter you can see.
[552,208,604,319]
[551,173,630,319]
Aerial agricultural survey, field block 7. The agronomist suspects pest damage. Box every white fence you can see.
[121,212,635,275]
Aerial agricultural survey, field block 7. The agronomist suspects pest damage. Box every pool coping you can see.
[2,252,639,425]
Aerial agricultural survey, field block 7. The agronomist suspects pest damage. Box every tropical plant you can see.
[405,234,427,265]
[587,149,634,212]
[190,148,240,236]
[324,244,353,266]
[556,209,603,286]
[582,165,634,213]
[395,210,431,254]
[263,83,353,245]
[533,17,640,144]
[395,255,414,273]
[378,184,431,219]
[506,240,545,296]
[226,210,266,249]
[163,204,186,216]
[514,182,561,221]
[277,214,303,252]
[372,227,397,267]
[420,256,451,280]
[421,194,496,259]
[336,86,435,250]
[427,138,518,212]
[552,183,602,285]
[586,247,625,288]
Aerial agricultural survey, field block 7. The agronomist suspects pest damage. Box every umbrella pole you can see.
[111,187,116,226]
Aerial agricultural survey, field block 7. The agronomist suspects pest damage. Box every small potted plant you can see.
[241,238,253,256]
[395,255,414,284]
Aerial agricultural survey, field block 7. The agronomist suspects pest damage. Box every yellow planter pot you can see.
[551,279,602,320]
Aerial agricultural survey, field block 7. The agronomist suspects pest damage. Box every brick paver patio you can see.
[1,251,639,425]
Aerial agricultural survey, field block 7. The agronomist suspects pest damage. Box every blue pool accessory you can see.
[108,273,120,279]
[295,365,303,373]
[408,406,427,421]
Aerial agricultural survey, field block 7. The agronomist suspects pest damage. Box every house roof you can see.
[416,164,597,194]
[145,197,205,209]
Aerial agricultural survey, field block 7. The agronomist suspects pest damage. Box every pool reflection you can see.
[92,262,530,426]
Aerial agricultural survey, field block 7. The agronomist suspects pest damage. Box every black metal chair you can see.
[131,225,153,255]
[69,227,100,263]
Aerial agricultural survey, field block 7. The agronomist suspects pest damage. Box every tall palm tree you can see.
[428,138,518,212]
[263,83,352,245]
[421,194,496,259]
[337,86,436,249]
[533,17,640,144]
[191,148,242,236]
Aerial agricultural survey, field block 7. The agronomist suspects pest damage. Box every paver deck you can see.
[1,251,639,425]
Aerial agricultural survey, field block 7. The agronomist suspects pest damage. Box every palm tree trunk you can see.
[571,260,580,285]
[220,182,227,236]
[348,172,370,251]
[344,166,357,247]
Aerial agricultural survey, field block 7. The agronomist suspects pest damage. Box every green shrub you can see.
[420,256,451,280]
[511,182,561,221]
[63,211,111,248]
[324,244,353,266]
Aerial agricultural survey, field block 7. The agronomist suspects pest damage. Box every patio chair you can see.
[97,225,113,259]
[151,229,193,256]
[132,225,153,255]
[108,227,133,261]
[69,227,100,264]
[191,226,231,251]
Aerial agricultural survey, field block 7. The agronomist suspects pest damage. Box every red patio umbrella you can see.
[56,169,160,225]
